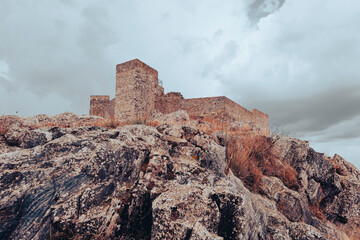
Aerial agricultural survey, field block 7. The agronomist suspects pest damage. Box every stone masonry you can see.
[90,59,269,133]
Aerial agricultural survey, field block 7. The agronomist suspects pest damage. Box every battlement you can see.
[90,59,270,134]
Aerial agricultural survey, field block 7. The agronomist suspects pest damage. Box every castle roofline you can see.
[116,59,158,76]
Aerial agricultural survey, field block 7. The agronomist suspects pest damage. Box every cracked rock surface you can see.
[0,116,360,239]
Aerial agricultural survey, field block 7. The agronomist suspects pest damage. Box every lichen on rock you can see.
[0,114,359,239]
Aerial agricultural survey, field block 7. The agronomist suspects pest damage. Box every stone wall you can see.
[224,98,269,134]
[89,95,114,119]
[154,94,269,133]
[181,97,226,120]
[155,92,184,114]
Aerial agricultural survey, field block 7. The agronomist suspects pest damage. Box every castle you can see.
[90,59,269,133]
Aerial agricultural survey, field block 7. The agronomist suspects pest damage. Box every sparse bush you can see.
[226,135,265,192]
[0,121,9,135]
[270,123,289,136]
[327,157,346,176]
[309,204,326,221]
[94,118,120,129]
[146,120,160,127]
[226,134,301,193]
[104,118,120,128]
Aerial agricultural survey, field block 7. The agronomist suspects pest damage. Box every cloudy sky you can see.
[0,0,359,169]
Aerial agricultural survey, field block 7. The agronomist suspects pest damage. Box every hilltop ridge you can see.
[0,111,359,239]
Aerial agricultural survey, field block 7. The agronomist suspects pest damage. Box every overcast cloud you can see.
[0,0,359,169]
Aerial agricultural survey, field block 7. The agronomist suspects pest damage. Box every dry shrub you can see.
[226,134,265,192]
[327,156,346,176]
[333,163,346,175]
[0,121,9,135]
[280,165,300,190]
[94,118,121,129]
[309,204,326,221]
[46,123,55,127]
[226,134,301,193]
[146,120,161,127]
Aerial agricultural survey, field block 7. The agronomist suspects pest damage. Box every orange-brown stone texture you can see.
[89,59,269,133]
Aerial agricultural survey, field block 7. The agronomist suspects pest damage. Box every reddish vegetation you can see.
[226,134,301,193]
[309,204,326,221]
[0,121,9,135]
[327,156,347,176]
[93,118,121,129]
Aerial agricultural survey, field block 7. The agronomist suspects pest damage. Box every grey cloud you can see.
[0,77,11,91]
[79,3,118,58]
[59,0,75,7]
[247,0,286,23]
[202,41,239,78]
[305,115,360,142]
[250,84,360,137]
[213,29,223,39]
[0,1,118,113]
[326,126,360,141]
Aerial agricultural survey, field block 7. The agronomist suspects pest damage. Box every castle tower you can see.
[115,59,162,121]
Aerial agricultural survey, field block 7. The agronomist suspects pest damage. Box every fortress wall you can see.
[224,98,269,133]
[224,97,254,122]
[156,95,269,134]
[90,95,115,119]
[250,109,270,134]
[155,92,184,114]
[180,97,226,120]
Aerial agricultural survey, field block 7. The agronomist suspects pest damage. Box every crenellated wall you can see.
[89,59,269,133]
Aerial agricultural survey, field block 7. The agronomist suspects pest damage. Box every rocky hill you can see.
[0,112,359,239]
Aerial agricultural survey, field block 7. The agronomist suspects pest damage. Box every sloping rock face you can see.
[0,117,359,239]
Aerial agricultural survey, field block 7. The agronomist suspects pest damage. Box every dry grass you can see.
[226,134,301,192]
[309,204,326,221]
[225,134,265,191]
[146,120,161,127]
[3,116,161,133]
[0,121,9,135]
[326,156,346,176]
[93,118,145,129]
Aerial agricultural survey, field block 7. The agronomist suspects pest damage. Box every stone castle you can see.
[90,59,269,133]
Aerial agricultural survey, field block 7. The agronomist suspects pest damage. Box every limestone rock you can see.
[0,118,359,239]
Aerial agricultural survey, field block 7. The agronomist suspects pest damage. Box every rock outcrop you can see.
[0,113,359,239]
